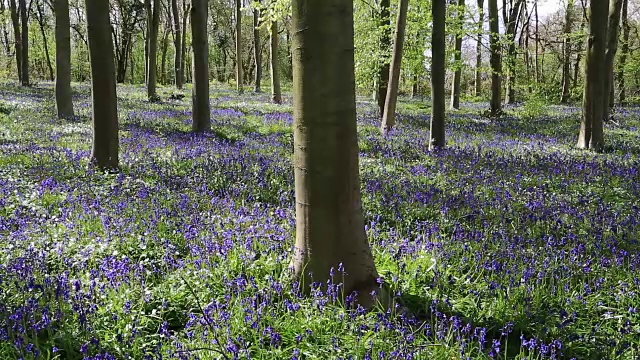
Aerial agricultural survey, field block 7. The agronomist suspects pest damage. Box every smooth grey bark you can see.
[191,0,210,132]
[171,0,183,88]
[19,0,28,85]
[147,0,160,101]
[450,0,464,110]
[475,0,484,97]
[602,0,623,121]
[253,7,261,92]
[291,0,380,304]
[8,0,20,82]
[235,0,243,93]
[560,0,574,103]
[488,0,501,115]
[54,0,74,119]
[380,0,409,135]
[618,0,629,105]
[377,0,391,116]
[85,0,119,170]
[270,20,281,103]
[577,0,607,151]
[430,0,445,149]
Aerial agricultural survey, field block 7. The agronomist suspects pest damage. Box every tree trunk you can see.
[475,0,484,97]
[431,0,446,148]
[380,0,409,135]
[504,0,523,104]
[572,3,586,92]
[534,0,539,83]
[577,0,607,151]
[19,0,28,86]
[191,0,210,132]
[617,0,629,105]
[253,7,261,92]
[54,0,74,119]
[488,0,501,115]
[450,0,464,110]
[9,0,21,82]
[0,1,10,56]
[377,0,391,116]
[560,0,574,103]
[270,20,281,103]
[181,0,188,83]
[171,0,183,88]
[85,0,119,170]
[235,0,243,93]
[411,75,418,98]
[146,0,160,100]
[291,0,380,304]
[161,28,169,84]
[36,0,54,81]
[602,0,623,121]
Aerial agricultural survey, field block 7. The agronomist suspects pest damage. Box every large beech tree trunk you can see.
[54,0,74,119]
[488,0,501,116]
[270,20,281,103]
[235,0,243,93]
[19,0,28,86]
[253,7,261,92]
[85,0,119,170]
[560,0,574,104]
[475,0,484,97]
[450,0,464,110]
[377,0,391,116]
[171,0,183,88]
[618,0,629,105]
[191,0,210,132]
[380,0,409,135]
[430,0,445,149]
[577,0,607,151]
[147,0,160,101]
[291,0,380,303]
[602,0,623,121]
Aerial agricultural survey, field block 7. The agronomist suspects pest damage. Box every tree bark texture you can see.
[55,0,74,119]
[191,0,210,132]
[488,0,501,115]
[450,0,464,110]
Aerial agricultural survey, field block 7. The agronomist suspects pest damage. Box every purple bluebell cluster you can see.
[0,83,639,359]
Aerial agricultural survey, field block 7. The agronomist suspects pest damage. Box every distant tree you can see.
[503,0,523,104]
[377,0,391,116]
[19,0,28,85]
[450,0,464,110]
[577,0,607,151]
[235,0,243,93]
[253,5,262,92]
[8,0,21,82]
[560,0,574,104]
[617,0,629,105]
[380,0,409,135]
[191,0,210,132]
[270,19,281,103]
[85,0,119,169]
[488,0,501,116]
[54,0,74,119]
[474,0,483,97]
[171,0,183,89]
[35,0,53,81]
[430,0,445,149]
[290,0,381,303]
[602,0,623,120]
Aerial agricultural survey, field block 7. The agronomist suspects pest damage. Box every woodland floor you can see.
[1,82,639,359]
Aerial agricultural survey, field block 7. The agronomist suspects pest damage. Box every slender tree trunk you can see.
[534,0,539,83]
[380,0,409,135]
[577,0,607,151]
[181,0,188,83]
[450,0,464,110]
[572,3,586,92]
[475,0,484,97]
[411,75,418,98]
[618,0,629,105]
[144,0,150,83]
[431,0,446,148]
[235,0,243,93]
[560,0,574,103]
[0,1,9,55]
[146,0,160,101]
[253,7,261,92]
[9,0,21,82]
[19,0,28,85]
[54,0,74,119]
[171,0,183,88]
[377,0,391,116]
[488,0,501,115]
[602,0,623,121]
[191,0,210,132]
[270,20,281,104]
[504,0,523,104]
[161,27,169,84]
[85,0,119,170]
[291,0,380,304]
[35,1,53,81]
